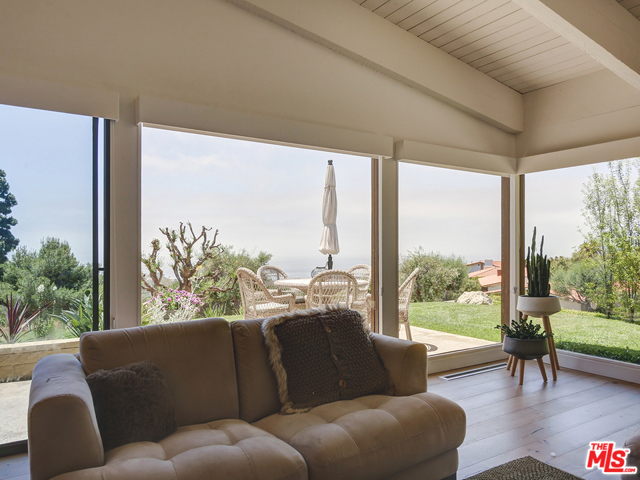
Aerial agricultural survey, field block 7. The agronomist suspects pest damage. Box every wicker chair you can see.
[347,264,371,321]
[257,265,305,306]
[398,268,420,341]
[306,270,358,310]
[236,267,296,320]
[257,265,289,289]
[365,268,420,339]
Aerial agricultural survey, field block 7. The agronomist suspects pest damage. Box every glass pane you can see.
[141,127,371,323]
[399,163,502,355]
[0,104,93,444]
[526,159,640,365]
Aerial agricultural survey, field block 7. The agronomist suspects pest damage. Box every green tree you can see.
[0,237,91,312]
[0,169,19,265]
[581,160,640,319]
[198,246,272,316]
[550,254,599,310]
[399,248,480,302]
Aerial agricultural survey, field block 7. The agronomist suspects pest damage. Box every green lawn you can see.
[408,302,640,364]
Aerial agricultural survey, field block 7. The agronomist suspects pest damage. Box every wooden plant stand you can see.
[507,355,548,385]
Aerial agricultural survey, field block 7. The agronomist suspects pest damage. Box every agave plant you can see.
[51,289,102,337]
[0,294,51,344]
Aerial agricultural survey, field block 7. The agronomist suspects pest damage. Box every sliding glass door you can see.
[0,104,109,451]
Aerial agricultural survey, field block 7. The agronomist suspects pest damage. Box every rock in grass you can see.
[457,291,493,305]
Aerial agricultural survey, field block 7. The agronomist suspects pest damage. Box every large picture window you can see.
[141,127,371,324]
[399,163,502,355]
[526,159,640,365]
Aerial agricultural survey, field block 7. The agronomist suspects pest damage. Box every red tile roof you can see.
[469,266,500,278]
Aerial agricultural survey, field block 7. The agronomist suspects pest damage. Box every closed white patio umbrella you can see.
[318,160,339,269]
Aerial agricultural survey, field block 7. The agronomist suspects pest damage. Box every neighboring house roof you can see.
[479,274,502,288]
[469,266,500,278]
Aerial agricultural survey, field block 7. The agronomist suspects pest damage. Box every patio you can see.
[399,326,496,355]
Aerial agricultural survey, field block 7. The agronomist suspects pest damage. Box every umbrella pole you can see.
[328,254,333,270]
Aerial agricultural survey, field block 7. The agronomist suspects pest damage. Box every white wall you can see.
[0,0,514,157]
[518,70,640,170]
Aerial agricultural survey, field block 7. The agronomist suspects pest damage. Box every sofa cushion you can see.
[85,360,176,451]
[231,319,282,423]
[79,317,239,428]
[262,306,388,414]
[50,419,308,480]
[253,393,466,480]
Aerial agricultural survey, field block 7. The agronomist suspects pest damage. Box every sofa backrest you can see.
[230,319,281,423]
[79,318,239,428]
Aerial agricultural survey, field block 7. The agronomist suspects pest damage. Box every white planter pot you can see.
[517,295,561,318]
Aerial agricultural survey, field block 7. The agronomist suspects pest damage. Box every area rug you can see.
[465,456,582,480]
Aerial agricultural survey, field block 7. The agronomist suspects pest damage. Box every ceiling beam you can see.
[225,0,523,133]
[510,0,640,91]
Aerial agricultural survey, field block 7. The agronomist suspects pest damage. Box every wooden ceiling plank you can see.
[628,5,640,17]
[474,35,565,71]
[445,15,540,58]
[378,0,423,21]
[390,0,449,28]
[360,0,390,11]
[510,0,640,90]
[493,46,591,82]
[401,0,483,34]
[416,0,512,40]
[517,64,605,92]
[429,4,526,49]
[461,24,554,65]
[618,0,640,9]
[506,58,602,90]
[486,42,576,77]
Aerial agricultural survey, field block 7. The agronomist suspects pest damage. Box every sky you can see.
[0,103,625,277]
[0,104,93,264]
[141,128,371,279]
[525,164,614,258]
[399,163,501,263]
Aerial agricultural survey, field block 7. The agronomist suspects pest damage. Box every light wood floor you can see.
[431,361,640,479]
[3,362,639,479]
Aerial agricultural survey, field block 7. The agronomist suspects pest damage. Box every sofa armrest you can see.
[28,354,104,480]
[371,333,427,396]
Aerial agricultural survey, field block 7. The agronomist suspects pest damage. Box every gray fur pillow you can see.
[86,360,176,451]
[262,305,389,414]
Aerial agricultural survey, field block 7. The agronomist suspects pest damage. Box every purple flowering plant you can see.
[145,288,204,324]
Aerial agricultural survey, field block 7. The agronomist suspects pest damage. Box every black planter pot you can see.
[503,336,549,360]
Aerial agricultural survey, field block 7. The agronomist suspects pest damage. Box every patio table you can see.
[273,277,367,295]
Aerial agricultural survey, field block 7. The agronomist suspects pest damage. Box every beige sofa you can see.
[28,317,466,480]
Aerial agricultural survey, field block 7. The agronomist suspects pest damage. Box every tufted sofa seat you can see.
[254,394,465,480]
[29,316,466,480]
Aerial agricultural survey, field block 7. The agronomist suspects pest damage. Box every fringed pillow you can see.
[86,360,177,451]
[262,305,389,414]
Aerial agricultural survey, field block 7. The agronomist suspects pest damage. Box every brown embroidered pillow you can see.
[262,305,389,414]
[86,360,177,451]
